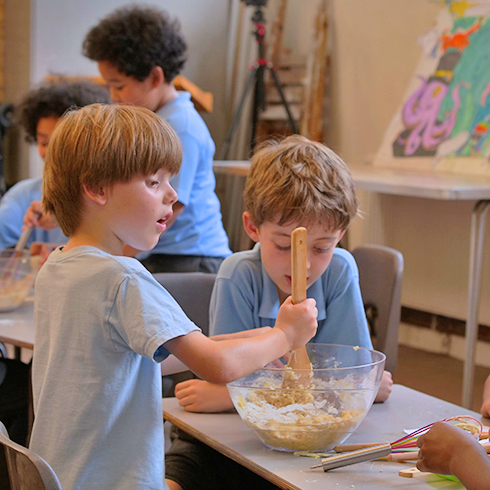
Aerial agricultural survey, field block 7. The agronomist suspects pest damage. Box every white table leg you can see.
[463,200,490,408]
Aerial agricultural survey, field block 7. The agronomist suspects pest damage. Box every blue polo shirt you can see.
[151,92,231,258]
[210,244,372,348]
[0,177,67,249]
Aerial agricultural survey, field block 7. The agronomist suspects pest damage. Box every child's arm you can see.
[417,421,490,490]
[160,327,273,376]
[374,370,393,403]
[481,374,490,417]
[164,296,317,384]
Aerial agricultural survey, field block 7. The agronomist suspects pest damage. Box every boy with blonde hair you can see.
[173,135,392,415]
[165,135,392,490]
[29,105,318,490]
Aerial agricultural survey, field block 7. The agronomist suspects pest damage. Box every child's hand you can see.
[23,201,57,230]
[174,379,234,413]
[374,370,393,403]
[417,421,485,476]
[274,296,318,351]
[29,242,59,266]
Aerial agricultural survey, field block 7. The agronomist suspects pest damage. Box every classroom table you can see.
[163,384,486,490]
[213,161,490,409]
[0,298,34,358]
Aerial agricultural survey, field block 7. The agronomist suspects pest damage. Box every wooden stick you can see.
[283,228,311,388]
[386,451,419,462]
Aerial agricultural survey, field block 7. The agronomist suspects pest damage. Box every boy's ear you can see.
[149,66,165,87]
[338,229,346,243]
[83,183,108,206]
[243,212,260,242]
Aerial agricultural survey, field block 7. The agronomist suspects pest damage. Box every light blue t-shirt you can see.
[210,244,372,348]
[30,246,199,490]
[151,92,231,257]
[0,177,67,249]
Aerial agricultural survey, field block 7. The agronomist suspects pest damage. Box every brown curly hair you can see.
[82,5,187,82]
[18,80,110,142]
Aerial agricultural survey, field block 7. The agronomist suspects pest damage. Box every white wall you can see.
[28,0,231,176]
[328,0,490,326]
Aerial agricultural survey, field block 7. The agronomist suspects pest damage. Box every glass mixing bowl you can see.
[227,344,385,452]
[0,249,40,312]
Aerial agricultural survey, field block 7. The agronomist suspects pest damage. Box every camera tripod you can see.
[219,5,298,160]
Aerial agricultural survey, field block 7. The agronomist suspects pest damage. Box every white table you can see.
[213,161,490,408]
[163,384,486,490]
[0,299,34,358]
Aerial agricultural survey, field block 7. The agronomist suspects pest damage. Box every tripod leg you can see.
[268,65,299,134]
[219,66,259,160]
[250,63,266,152]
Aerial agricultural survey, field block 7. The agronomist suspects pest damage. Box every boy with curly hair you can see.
[0,80,110,250]
[83,5,231,273]
[30,104,318,490]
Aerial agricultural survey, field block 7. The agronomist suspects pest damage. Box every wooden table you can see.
[0,299,34,358]
[213,161,490,408]
[163,384,486,490]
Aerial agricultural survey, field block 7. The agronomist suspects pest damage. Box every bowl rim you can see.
[247,343,386,373]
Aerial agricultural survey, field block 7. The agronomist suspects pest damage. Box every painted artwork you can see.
[375,0,490,174]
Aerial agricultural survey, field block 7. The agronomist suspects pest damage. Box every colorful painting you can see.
[375,0,490,174]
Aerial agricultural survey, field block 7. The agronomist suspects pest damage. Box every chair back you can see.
[153,272,216,336]
[351,245,404,373]
[153,272,217,394]
[0,421,63,490]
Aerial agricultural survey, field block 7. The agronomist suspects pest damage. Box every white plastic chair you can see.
[0,421,62,490]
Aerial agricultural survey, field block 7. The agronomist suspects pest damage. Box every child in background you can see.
[172,135,392,415]
[0,80,110,252]
[82,5,231,273]
[29,104,318,490]
[417,421,490,489]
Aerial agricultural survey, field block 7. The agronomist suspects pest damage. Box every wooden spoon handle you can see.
[287,227,311,372]
[291,227,307,304]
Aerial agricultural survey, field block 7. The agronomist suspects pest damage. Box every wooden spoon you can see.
[282,227,312,389]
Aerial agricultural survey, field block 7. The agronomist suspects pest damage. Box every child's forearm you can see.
[161,329,272,375]
[449,444,490,490]
[167,328,291,384]
[210,327,271,342]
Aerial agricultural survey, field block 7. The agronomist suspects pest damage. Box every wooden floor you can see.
[394,345,490,413]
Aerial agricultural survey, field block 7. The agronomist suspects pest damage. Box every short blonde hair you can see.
[244,135,359,230]
[43,104,182,236]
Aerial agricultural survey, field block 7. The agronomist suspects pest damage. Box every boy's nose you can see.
[164,186,178,205]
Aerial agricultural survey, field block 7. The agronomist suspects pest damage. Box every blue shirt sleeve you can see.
[110,270,200,362]
[0,181,35,249]
[169,132,200,207]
